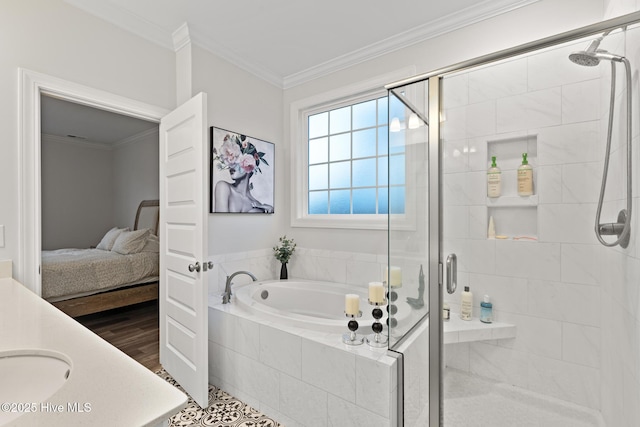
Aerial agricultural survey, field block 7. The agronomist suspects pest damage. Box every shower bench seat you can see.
[444,315,516,344]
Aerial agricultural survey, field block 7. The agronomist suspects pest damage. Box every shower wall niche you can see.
[486,134,538,239]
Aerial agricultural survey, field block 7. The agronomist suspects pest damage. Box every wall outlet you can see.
[0,225,4,248]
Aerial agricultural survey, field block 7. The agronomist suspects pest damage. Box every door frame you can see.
[18,68,170,294]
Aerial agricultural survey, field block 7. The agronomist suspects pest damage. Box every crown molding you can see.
[66,0,538,89]
[172,22,191,51]
[282,0,539,89]
[189,30,284,88]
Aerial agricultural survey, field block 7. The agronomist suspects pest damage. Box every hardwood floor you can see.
[76,300,161,372]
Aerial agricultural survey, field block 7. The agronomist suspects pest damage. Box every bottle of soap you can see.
[487,156,501,198]
[480,295,493,323]
[460,286,473,321]
[517,153,533,196]
[443,301,450,321]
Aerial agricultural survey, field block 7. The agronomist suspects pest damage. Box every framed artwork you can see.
[210,127,275,213]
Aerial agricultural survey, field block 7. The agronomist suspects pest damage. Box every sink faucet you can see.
[222,270,258,304]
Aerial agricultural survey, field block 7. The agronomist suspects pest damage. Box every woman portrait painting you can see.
[210,127,274,213]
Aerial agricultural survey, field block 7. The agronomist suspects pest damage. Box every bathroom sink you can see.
[0,349,71,424]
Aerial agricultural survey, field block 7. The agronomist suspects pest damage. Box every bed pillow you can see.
[96,227,129,251]
[111,228,151,255]
[141,234,160,253]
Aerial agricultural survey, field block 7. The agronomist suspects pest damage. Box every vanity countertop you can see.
[0,278,187,426]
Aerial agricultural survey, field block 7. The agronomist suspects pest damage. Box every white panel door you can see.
[159,92,209,408]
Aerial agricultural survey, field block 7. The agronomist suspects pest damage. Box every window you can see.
[290,68,416,229]
[306,96,405,216]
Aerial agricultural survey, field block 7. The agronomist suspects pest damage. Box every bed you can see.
[45,200,160,317]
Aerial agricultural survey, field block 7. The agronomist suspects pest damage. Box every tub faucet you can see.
[222,270,258,304]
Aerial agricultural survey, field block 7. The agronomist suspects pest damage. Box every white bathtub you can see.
[234,279,388,333]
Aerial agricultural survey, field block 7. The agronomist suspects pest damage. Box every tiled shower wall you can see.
[599,5,640,425]
[441,38,608,412]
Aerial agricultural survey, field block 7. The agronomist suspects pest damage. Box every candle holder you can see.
[366,298,388,347]
[342,311,364,345]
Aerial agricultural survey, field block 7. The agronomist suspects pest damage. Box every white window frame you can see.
[290,68,417,230]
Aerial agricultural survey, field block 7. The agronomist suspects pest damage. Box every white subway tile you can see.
[537,121,600,166]
[301,340,356,402]
[356,356,392,418]
[527,354,600,409]
[259,325,302,378]
[468,58,527,103]
[562,162,602,204]
[562,322,600,368]
[527,280,600,327]
[562,79,600,124]
[537,165,563,204]
[279,374,328,427]
[528,42,600,91]
[467,100,496,138]
[469,342,528,388]
[538,204,599,245]
[442,72,468,109]
[561,243,602,286]
[497,88,562,133]
[327,394,389,427]
[496,312,562,360]
[495,241,561,281]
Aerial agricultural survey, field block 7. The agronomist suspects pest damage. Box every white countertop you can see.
[0,278,187,426]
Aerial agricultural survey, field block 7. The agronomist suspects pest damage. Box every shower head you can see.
[569,48,626,66]
[569,50,602,66]
[569,33,625,66]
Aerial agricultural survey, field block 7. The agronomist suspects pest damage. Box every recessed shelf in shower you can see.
[486,135,538,240]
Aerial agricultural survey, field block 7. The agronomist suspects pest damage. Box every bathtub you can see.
[208,279,402,427]
[234,279,402,334]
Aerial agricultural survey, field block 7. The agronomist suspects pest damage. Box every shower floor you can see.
[443,369,604,427]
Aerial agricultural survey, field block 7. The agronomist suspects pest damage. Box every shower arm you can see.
[594,58,633,247]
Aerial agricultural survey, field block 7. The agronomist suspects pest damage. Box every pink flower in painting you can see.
[220,137,241,166]
[238,153,256,173]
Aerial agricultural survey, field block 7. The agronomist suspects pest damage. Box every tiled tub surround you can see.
[208,296,399,427]
[207,247,390,302]
[440,28,640,423]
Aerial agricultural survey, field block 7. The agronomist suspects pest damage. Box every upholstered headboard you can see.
[134,200,159,235]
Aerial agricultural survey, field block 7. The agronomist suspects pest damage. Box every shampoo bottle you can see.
[487,156,501,198]
[517,153,533,196]
[460,286,473,321]
[480,295,493,323]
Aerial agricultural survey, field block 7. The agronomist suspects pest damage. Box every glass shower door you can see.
[387,78,438,426]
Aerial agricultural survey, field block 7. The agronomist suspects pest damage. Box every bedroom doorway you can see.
[19,68,169,295]
[20,70,166,372]
[21,70,211,408]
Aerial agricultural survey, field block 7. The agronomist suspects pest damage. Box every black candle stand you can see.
[342,311,364,345]
[366,298,388,347]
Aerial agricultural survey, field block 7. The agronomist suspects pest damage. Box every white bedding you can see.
[42,248,159,301]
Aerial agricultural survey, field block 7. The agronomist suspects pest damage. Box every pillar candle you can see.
[345,294,360,316]
[385,266,402,288]
[369,282,385,304]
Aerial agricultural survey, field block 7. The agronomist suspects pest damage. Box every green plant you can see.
[273,235,296,264]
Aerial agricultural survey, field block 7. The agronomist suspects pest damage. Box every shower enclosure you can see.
[386,10,640,426]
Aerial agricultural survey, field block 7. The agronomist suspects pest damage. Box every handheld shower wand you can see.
[569,32,632,248]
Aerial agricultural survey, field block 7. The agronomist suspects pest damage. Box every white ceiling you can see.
[47,0,536,143]
[65,0,538,89]
[41,95,157,145]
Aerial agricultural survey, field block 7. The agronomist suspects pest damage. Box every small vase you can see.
[280,262,288,280]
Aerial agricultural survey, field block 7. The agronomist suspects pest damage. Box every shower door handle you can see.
[446,254,457,294]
